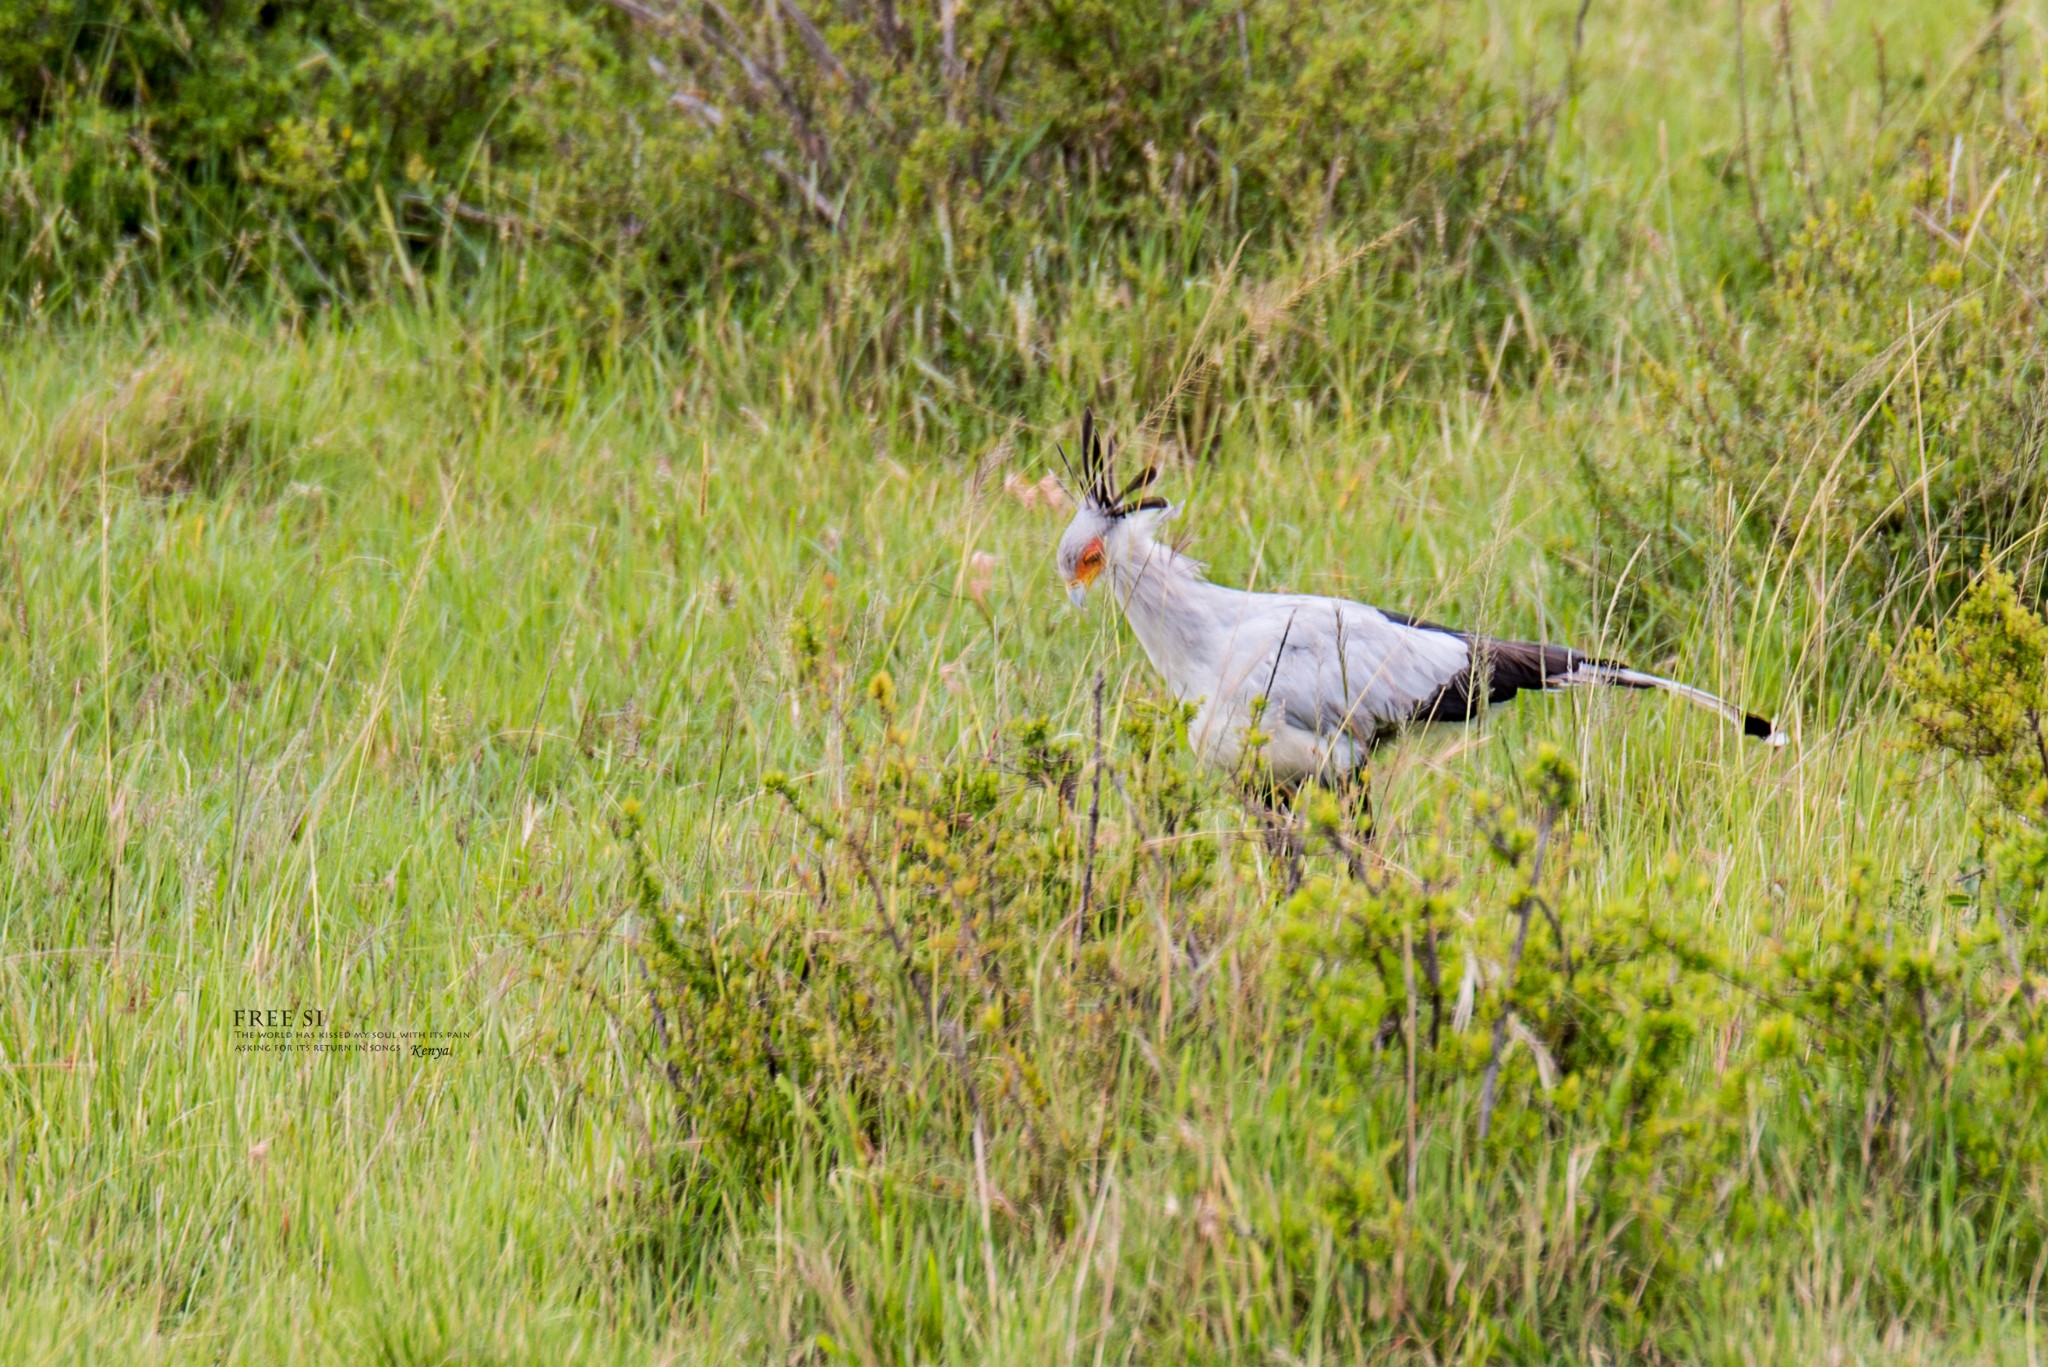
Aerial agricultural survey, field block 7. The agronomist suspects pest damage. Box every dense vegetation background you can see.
[3,0,2047,1361]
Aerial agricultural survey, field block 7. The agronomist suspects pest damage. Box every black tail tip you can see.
[1743,713,1788,745]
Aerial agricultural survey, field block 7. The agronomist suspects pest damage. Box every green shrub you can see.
[1744,881,2048,1284]
[618,0,1529,261]
[0,0,626,310]
[1274,718,2048,1349]
[552,620,1195,1288]
[1277,747,1739,1349]
[1902,561,2048,821]
[0,1,1570,430]
[598,0,1567,424]
[529,632,2048,1351]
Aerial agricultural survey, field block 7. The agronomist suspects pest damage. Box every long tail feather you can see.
[1400,627,1786,745]
[1558,660,1787,746]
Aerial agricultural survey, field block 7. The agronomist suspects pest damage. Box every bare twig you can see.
[1105,764,1174,890]
[1313,806,1376,882]
[1402,925,1419,1205]
[777,0,873,113]
[698,0,830,165]
[1912,206,2043,309]
[1477,808,1557,1141]
[1533,891,1573,984]
[843,825,935,1021]
[600,0,669,25]
[1074,671,1106,945]
[971,1109,1002,1304]
[669,90,727,127]
[1775,0,1819,218]
[762,150,843,226]
[397,192,531,235]
[1549,0,1594,151]
[697,0,780,97]
[939,0,964,120]
[868,0,907,58]
[1733,0,1776,267]
[1409,876,1445,1049]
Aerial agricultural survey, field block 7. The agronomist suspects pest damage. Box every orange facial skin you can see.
[1069,538,1105,590]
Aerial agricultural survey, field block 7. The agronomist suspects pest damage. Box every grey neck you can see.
[1108,535,1232,699]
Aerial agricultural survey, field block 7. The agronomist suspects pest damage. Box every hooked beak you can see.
[1066,581,1089,609]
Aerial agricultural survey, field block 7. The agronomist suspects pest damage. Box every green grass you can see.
[3,1,2043,1361]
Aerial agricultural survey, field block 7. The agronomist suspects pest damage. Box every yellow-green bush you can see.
[1,0,1568,428]
[569,618,2048,1351]
[0,0,623,308]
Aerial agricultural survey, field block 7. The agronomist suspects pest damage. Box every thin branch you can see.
[1548,0,1594,152]
[600,0,670,25]
[776,0,874,114]
[1775,0,1820,218]
[939,0,963,120]
[1734,0,1777,267]
[1402,925,1420,1205]
[698,0,830,165]
[867,0,907,58]
[1074,671,1107,946]
[762,150,843,226]
[1477,809,1556,1141]
[1913,207,2045,309]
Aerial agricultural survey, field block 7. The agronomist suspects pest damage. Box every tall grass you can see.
[2,0,2043,1362]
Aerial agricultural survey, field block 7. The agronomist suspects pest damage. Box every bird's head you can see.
[1053,408,1170,608]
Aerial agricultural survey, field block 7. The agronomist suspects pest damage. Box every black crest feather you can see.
[1069,408,1165,517]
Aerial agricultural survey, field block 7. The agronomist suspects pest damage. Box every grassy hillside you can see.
[3,1,2045,1362]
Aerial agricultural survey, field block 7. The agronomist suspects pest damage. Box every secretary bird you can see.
[1053,410,1784,808]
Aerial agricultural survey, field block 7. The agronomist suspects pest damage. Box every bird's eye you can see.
[1080,541,1104,567]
